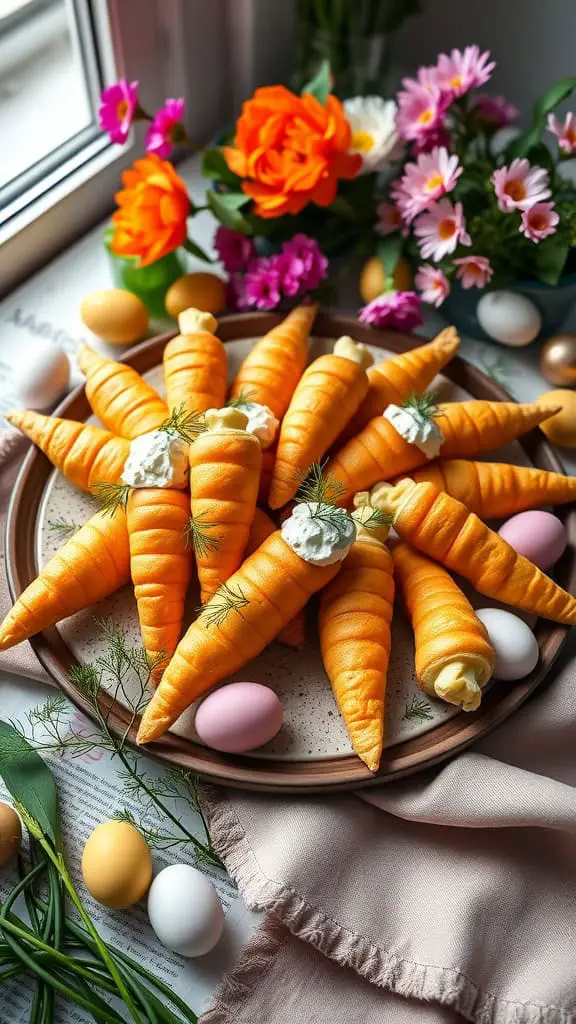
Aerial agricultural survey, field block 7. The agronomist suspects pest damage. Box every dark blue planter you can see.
[440,273,576,343]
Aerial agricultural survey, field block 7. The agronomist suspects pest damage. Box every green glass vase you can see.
[104,231,185,318]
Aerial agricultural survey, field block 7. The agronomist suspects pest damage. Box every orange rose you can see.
[111,154,190,267]
[223,85,362,218]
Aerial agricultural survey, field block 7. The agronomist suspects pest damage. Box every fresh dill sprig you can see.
[402,392,440,420]
[357,507,394,530]
[200,582,249,629]
[159,403,206,443]
[227,389,256,408]
[295,460,346,507]
[186,512,221,558]
[403,696,434,722]
[47,516,79,540]
[91,481,131,516]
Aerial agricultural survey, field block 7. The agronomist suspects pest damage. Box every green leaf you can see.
[182,238,213,263]
[507,76,576,158]
[377,235,403,283]
[206,189,253,233]
[0,721,60,847]
[301,59,331,104]
[201,147,241,188]
[533,239,569,285]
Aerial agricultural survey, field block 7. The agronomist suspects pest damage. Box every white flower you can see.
[344,96,399,173]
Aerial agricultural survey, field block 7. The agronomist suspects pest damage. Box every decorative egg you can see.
[0,803,21,867]
[80,289,148,345]
[195,682,283,753]
[359,256,412,304]
[498,510,567,570]
[476,608,539,681]
[539,389,576,447]
[165,273,227,319]
[539,334,576,387]
[147,864,224,957]
[13,341,70,409]
[476,290,541,347]
[81,820,153,909]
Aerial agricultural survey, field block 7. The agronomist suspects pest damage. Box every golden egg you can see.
[539,334,576,387]
[81,820,152,909]
[359,256,413,305]
[165,273,227,319]
[0,803,21,867]
[80,289,149,345]
[539,389,576,448]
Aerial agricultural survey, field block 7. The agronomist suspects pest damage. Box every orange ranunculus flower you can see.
[223,85,362,219]
[111,154,190,267]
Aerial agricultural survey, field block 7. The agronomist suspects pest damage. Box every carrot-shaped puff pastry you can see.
[327,397,559,505]
[137,499,356,743]
[319,505,394,772]
[163,308,227,416]
[338,327,459,444]
[77,344,168,439]
[0,510,130,650]
[246,508,305,648]
[188,407,261,603]
[229,303,317,419]
[5,410,129,491]
[259,448,275,504]
[269,336,373,509]
[394,459,576,519]
[126,489,193,682]
[391,541,494,712]
[371,478,576,625]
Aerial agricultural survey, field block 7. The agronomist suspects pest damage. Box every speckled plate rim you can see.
[6,312,576,792]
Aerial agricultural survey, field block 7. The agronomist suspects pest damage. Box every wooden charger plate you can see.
[6,312,576,792]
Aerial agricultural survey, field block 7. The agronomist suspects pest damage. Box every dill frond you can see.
[227,389,256,408]
[200,582,249,629]
[402,392,440,420]
[403,696,433,722]
[91,482,131,516]
[295,460,346,507]
[159,403,206,443]
[47,517,79,541]
[185,513,221,558]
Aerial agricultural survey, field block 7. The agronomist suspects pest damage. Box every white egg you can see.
[147,864,224,957]
[476,290,541,347]
[13,341,70,409]
[476,608,539,681]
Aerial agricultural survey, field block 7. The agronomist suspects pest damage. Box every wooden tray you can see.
[6,312,576,792]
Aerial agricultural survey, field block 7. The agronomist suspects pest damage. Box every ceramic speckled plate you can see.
[6,313,576,791]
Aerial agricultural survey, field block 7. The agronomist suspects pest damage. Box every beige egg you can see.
[165,273,227,319]
[82,820,152,909]
[0,803,21,867]
[539,389,576,448]
[80,289,149,345]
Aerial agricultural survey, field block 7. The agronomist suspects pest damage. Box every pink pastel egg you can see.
[498,510,567,570]
[194,682,283,753]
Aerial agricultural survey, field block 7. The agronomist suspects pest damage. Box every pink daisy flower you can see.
[414,265,450,307]
[547,112,576,154]
[375,201,404,235]
[453,255,494,289]
[281,235,328,291]
[520,202,559,243]
[145,98,186,158]
[414,199,471,261]
[395,147,462,221]
[396,84,449,145]
[99,79,138,144]
[435,46,495,97]
[214,226,255,273]
[492,159,551,213]
[401,66,440,94]
[411,123,452,154]
[359,291,422,331]
[472,94,519,129]
[243,258,282,310]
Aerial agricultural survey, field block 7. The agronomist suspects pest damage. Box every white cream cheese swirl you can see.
[281,502,356,566]
[383,403,444,458]
[122,430,189,489]
[234,401,279,448]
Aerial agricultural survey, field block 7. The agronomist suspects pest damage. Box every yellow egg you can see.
[0,803,21,867]
[81,820,152,909]
[539,389,576,448]
[80,289,149,345]
[359,256,413,304]
[165,273,227,319]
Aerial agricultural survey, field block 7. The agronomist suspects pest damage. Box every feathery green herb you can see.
[295,460,346,507]
[402,392,441,420]
[46,517,79,541]
[227,389,256,409]
[186,513,221,558]
[91,481,131,516]
[403,696,434,722]
[200,582,250,629]
[159,403,206,443]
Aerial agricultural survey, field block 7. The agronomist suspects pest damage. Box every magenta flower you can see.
[547,112,576,154]
[281,234,328,291]
[415,264,450,307]
[414,199,471,261]
[272,253,303,297]
[520,202,559,243]
[395,147,462,221]
[145,98,185,158]
[472,94,519,129]
[435,46,495,97]
[401,66,439,93]
[375,201,404,236]
[492,159,551,213]
[214,226,255,273]
[411,123,452,154]
[396,84,450,146]
[242,258,282,310]
[99,80,138,144]
[453,255,494,289]
[359,291,422,331]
